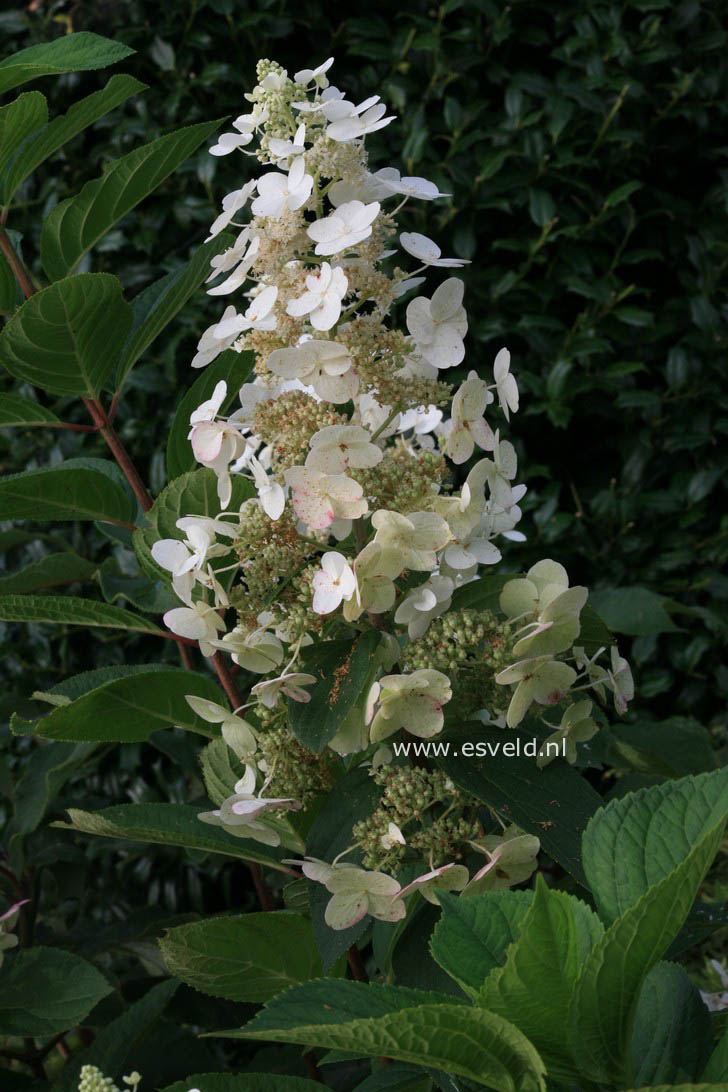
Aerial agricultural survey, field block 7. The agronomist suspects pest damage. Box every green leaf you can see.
[437,723,603,885]
[0,91,48,177]
[451,574,511,613]
[476,879,603,1082]
[32,668,226,742]
[289,632,381,753]
[159,911,323,1002]
[430,890,534,996]
[166,348,254,479]
[160,1076,322,1092]
[578,604,615,655]
[631,962,711,1086]
[352,1065,431,1091]
[0,32,134,96]
[0,458,135,524]
[51,980,178,1092]
[56,803,291,872]
[0,594,161,633]
[588,586,681,636]
[0,551,96,593]
[582,768,728,924]
[0,392,60,427]
[0,74,146,205]
[98,557,177,613]
[40,118,224,280]
[0,947,111,1036]
[610,717,717,778]
[116,235,238,388]
[0,273,133,395]
[702,1023,728,1081]
[567,777,728,1085]
[230,980,546,1092]
[13,740,98,833]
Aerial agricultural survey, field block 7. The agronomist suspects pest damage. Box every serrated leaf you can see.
[0,458,135,524]
[32,668,226,742]
[117,235,237,387]
[40,118,224,280]
[50,980,178,1092]
[568,774,728,1085]
[582,768,728,924]
[0,273,132,395]
[588,586,680,636]
[430,890,534,996]
[437,723,603,885]
[159,1077,322,1092]
[631,961,711,1086]
[0,947,111,1036]
[166,348,254,479]
[0,594,161,633]
[0,392,60,427]
[0,91,48,177]
[0,32,134,96]
[229,980,545,1092]
[289,632,380,753]
[0,551,95,593]
[476,879,603,1082]
[56,803,290,872]
[159,911,322,1002]
[1,74,146,204]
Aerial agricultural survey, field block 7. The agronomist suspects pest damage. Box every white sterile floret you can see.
[443,519,501,572]
[537,699,597,767]
[152,517,228,605]
[286,262,348,330]
[499,558,587,657]
[284,465,368,529]
[607,644,634,714]
[463,827,540,895]
[207,181,256,239]
[267,122,306,165]
[397,862,469,904]
[306,423,383,473]
[0,900,28,968]
[185,695,258,761]
[371,509,451,575]
[312,551,357,614]
[368,669,452,742]
[323,866,405,929]
[406,277,467,369]
[267,340,358,404]
[251,669,318,709]
[192,304,246,368]
[380,822,406,850]
[343,542,398,621]
[307,200,380,255]
[213,616,284,673]
[249,454,285,520]
[493,347,519,420]
[398,404,443,435]
[399,232,470,268]
[292,84,345,114]
[294,57,334,86]
[188,384,246,507]
[163,601,226,657]
[446,370,495,464]
[394,574,454,638]
[198,766,301,846]
[495,655,578,728]
[326,98,396,142]
[206,235,261,296]
[480,431,518,508]
[251,156,313,219]
[355,392,399,436]
[370,166,451,200]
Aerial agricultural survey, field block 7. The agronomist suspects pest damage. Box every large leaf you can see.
[437,723,603,885]
[451,573,511,613]
[582,767,728,924]
[289,632,380,752]
[0,91,48,177]
[160,1077,322,1092]
[476,880,603,1083]
[430,890,534,997]
[0,458,135,524]
[0,32,134,96]
[32,668,226,742]
[631,962,711,1086]
[56,802,291,872]
[40,118,224,280]
[13,740,98,833]
[0,74,146,204]
[588,586,680,636]
[0,947,111,1036]
[0,552,96,593]
[159,911,323,1002]
[51,980,178,1092]
[117,235,237,387]
[166,348,254,479]
[0,594,161,633]
[702,1024,728,1081]
[0,392,60,427]
[567,779,728,1085]
[230,980,546,1092]
[610,716,717,778]
[0,273,132,395]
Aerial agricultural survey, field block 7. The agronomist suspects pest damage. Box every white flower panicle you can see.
[150,55,633,929]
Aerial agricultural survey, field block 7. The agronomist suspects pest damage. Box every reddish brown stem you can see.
[347,944,369,982]
[49,421,98,433]
[0,226,35,298]
[82,397,154,512]
[304,1052,326,1084]
[179,642,195,669]
[211,651,244,708]
[249,862,275,911]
